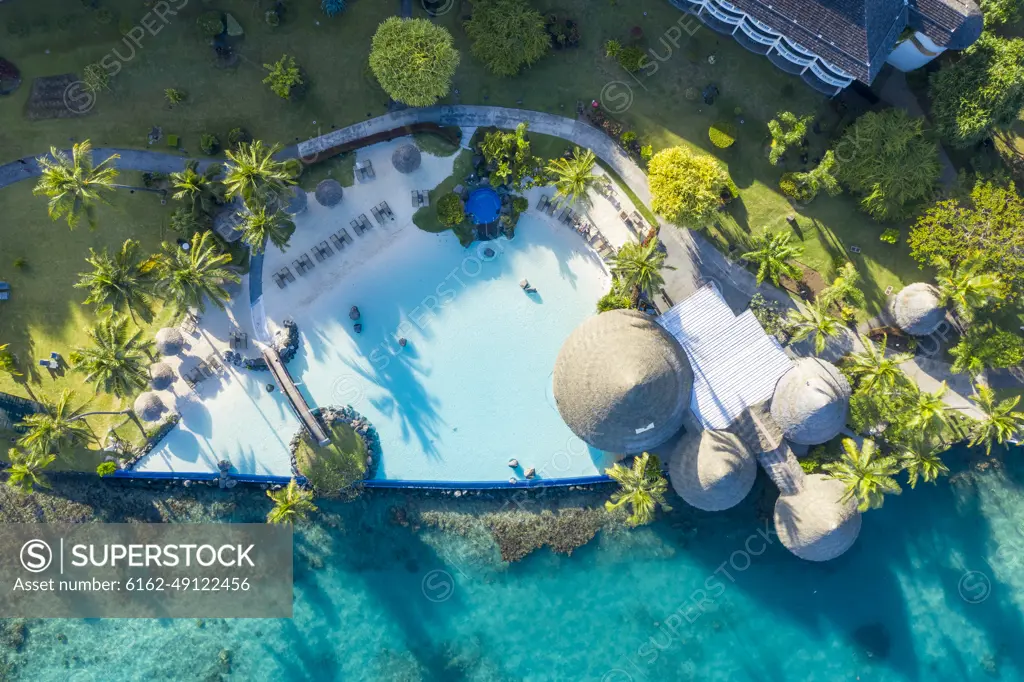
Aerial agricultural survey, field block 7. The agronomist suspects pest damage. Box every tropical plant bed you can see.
[292,418,368,497]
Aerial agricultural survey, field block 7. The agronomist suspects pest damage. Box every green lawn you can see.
[412,148,476,244]
[294,421,368,495]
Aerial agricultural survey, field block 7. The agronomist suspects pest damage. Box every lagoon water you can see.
[13,444,1024,681]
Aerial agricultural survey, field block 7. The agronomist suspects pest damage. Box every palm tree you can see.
[968,384,1024,455]
[6,448,56,494]
[266,479,318,524]
[786,300,842,356]
[845,334,912,392]
[223,140,293,205]
[70,316,151,398]
[899,437,949,489]
[156,231,240,315]
[545,147,604,207]
[33,140,120,229]
[169,160,224,215]
[905,383,952,434]
[742,230,803,286]
[610,239,671,307]
[17,389,94,457]
[819,262,865,310]
[823,438,902,512]
[604,452,672,527]
[933,254,1004,321]
[75,239,156,324]
[0,344,21,378]
[239,203,295,254]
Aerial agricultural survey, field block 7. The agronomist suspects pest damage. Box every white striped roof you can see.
[657,284,793,430]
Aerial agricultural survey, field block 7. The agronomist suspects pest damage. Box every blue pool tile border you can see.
[110,470,611,489]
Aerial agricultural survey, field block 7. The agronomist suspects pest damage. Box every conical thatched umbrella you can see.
[134,392,167,423]
[284,186,308,215]
[770,358,850,446]
[891,283,945,336]
[667,428,756,511]
[553,310,693,454]
[315,179,344,207]
[392,143,422,174]
[155,327,184,356]
[149,362,174,390]
[774,474,862,561]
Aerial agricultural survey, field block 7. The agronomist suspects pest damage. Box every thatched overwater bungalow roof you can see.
[553,310,693,454]
[770,358,851,446]
[774,474,862,561]
[891,283,945,336]
[667,428,756,511]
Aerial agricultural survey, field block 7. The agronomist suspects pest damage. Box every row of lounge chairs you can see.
[274,201,395,289]
[182,354,224,390]
[537,194,616,261]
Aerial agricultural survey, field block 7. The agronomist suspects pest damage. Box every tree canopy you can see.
[479,123,542,190]
[464,0,550,77]
[369,18,459,107]
[835,109,940,221]
[929,32,1024,148]
[647,146,729,225]
[909,178,1024,300]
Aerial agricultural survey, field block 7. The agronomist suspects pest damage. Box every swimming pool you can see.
[290,211,616,483]
[466,187,501,224]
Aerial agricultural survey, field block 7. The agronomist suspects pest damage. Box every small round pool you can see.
[466,187,501,224]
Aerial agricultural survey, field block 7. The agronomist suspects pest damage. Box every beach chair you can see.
[299,254,314,271]
[380,201,395,220]
[181,313,198,335]
[537,195,550,211]
[363,160,375,179]
[419,190,430,206]
[371,206,385,225]
[292,259,305,275]
[330,234,344,251]
[337,228,354,246]
[312,246,325,263]
[184,374,196,390]
[351,218,364,236]
[281,267,295,283]
[545,200,557,216]
[360,215,373,232]
[206,354,223,373]
[412,190,421,207]
[273,273,285,289]
[197,360,212,378]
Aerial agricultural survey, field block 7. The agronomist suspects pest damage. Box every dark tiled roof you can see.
[715,0,981,83]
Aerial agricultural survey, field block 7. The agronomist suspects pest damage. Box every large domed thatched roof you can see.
[667,428,756,511]
[891,283,945,336]
[315,179,343,207]
[155,327,184,356]
[553,310,693,454]
[774,474,861,561]
[770,358,851,446]
[134,392,167,422]
[392,144,422,174]
[149,362,174,391]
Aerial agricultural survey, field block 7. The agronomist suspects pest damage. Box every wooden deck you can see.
[261,347,330,447]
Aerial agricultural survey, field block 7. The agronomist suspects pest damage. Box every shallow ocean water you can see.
[14,444,1024,681]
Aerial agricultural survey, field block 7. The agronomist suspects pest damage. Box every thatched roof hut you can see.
[392,144,422,174]
[553,310,693,454]
[149,362,174,391]
[774,474,862,561]
[770,358,850,445]
[891,283,945,336]
[134,392,167,422]
[315,179,343,207]
[667,428,756,511]
[155,327,184,356]
[284,186,308,215]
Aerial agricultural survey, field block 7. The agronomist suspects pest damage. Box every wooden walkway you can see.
[261,347,330,447]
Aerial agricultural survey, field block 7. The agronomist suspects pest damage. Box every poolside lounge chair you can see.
[412,190,423,207]
[371,206,385,225]
[362,160,375,179]
[351,218,364,236]
[537,195,550,211]
[281,267,295,283]
[184,374,196,390]
[545,200,557,216]
[336,228,354,245]
[180,313,198,335]
[197,360,212,378]
[320,240,333,257]
[380,201,395,220]
[206,354,223,373]
[292,259,305,275]
[273,273,286,289]
[359,214,373,233]
[630,211,645,227]
[299,254,314,271]
[330,234,345,251]
[419,190,430,206]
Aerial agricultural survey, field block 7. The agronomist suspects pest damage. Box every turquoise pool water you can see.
[466,187,502,224]
[14,444,1024,681]
[290,213,617,482]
